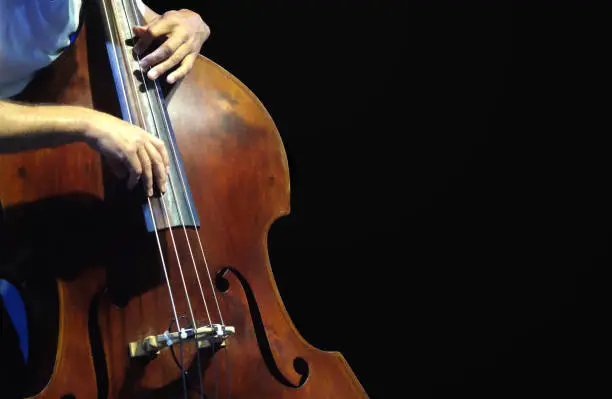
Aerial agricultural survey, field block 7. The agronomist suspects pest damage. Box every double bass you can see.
[0,0,368,397]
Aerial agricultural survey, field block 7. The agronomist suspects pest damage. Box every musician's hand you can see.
[84,111,170,197]
[132,9,210,84]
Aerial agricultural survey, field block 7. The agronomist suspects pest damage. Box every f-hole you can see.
[215,267,309,388]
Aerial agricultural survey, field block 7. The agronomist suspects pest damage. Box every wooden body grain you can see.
[0,16,367,399]
[0,23,105,399]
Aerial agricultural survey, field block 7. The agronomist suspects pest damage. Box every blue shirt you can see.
[0,0,146,99]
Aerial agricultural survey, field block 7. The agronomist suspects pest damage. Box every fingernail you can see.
[167,75,175,84]
[139,60,148,68]
[148,69,158,79]
[148,189,153,197]
[166,166,171,175]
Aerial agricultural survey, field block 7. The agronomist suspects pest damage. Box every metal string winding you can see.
[99,2,189,397]
[122,0,227,396]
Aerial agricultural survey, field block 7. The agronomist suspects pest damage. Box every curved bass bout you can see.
[99,54,368,398]
[0,22,108,399]
[0,0,368,396]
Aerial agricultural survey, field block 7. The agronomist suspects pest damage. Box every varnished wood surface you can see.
[99,54,367,398]
[0,21,106,399]
[0,7,367,399]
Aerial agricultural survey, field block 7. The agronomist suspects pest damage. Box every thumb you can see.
[132,25,148,35]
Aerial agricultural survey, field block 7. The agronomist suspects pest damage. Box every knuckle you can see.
[148,149,162,162]
[156,141,168,152]
[178,9,194,17]
[125,143,138,154]
[201,20,210,36]
[181,63,190,73]
[178,31,190,42]
[169,52,183,65]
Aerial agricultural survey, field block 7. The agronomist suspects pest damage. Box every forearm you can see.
[0,100,89,154]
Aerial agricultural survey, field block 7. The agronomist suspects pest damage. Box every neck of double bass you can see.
[97,0,200,232]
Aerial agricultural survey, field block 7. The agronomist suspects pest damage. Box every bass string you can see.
[98,1,190,397]
[130,5,227,328]
[120,0,222,397]
[131,3,234,392]
[127,0,234,394]
[123,48,208,399]
[122,0,214,326]
[111,1,204,398]
[102,1,208,398]
[141,38,233,399]
[116,0,202,339]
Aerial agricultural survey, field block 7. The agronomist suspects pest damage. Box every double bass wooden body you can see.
[0,1,367,398]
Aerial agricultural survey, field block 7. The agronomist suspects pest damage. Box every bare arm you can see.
[0,100,169,196]
[0,100,87,153]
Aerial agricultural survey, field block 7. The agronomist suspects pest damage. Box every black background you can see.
[148,1,608,397]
